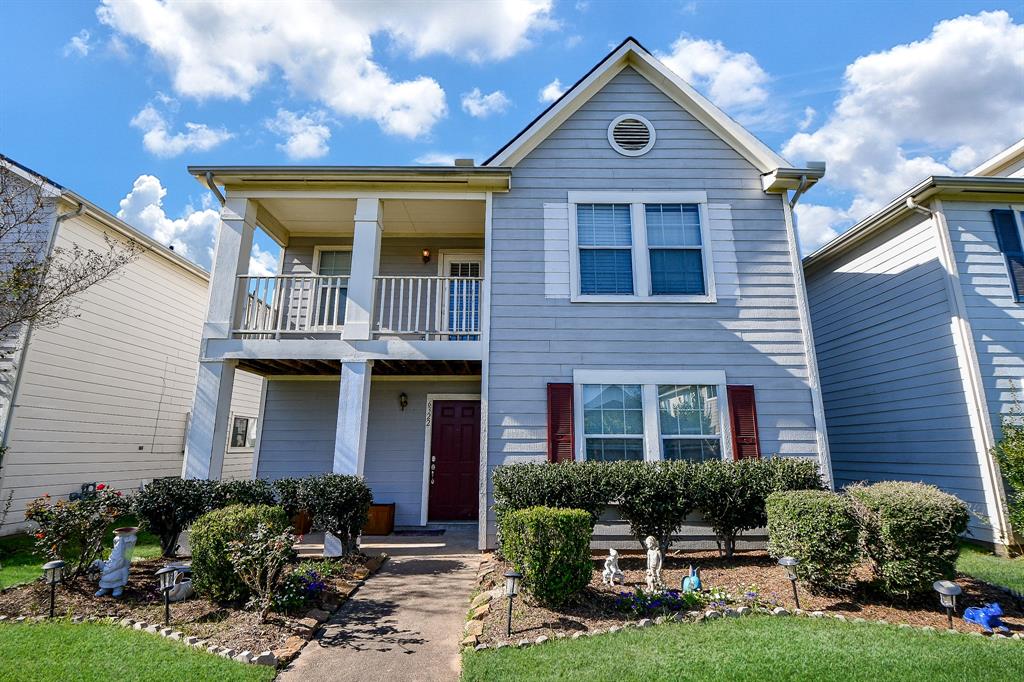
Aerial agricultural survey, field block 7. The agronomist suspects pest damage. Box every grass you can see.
[0,620,275,682]
[958,543,1024,593]
[462,616,1024,682]
[0,517,161,589]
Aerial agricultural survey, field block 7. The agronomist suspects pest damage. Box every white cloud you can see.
[538,78,565,103]
[657,36,769,110]
[784,11,1024,234]
[63,29,92,57]
[130,104,233,158]
[98,0,554,138]
[248,243,279,276]
[117,175,221,267]
[565,34,583,49]
[793,203,845,253]
[798,106,815,132]
[265,109,331,160]
[414,152,464,165]
[461,88,511,118]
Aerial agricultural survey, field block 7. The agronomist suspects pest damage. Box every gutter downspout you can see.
[205,172,225,207]
[788,175,810,209]
[1,200,84,452]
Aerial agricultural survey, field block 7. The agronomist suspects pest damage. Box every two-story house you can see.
[804,139,1024,550]
[183,38,833,550]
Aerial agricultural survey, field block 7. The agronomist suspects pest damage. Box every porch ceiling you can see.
[257,198,485,236]
[237,358,482,377]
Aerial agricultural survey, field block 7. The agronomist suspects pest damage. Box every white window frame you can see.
[226,413,257,453]
[437,250,484,336]
[567,191,716,303]
[572,369,732,462]
[311,245,352,330]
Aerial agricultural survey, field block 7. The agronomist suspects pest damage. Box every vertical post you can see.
[343,198,382,340]
[183,197,255,481]
[325,360,372,556]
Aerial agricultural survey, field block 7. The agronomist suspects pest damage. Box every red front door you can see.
[428,400,480,521]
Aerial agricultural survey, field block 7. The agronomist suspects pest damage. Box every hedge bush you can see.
[992,392,1024,553]
[611,460,696,552]
[848,481,970,598]
[190,504,289,602]
[273,478,304,519]
[500,506,592,605]
[299,474,373,554]
[492,462,614,530]
[132,478,216,557]
[766,490,860,591]
[210,479,277,509]
[693,458,824,557]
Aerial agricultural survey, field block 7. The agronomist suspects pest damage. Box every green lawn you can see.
[0,518,161,589]
[0,621,274,682]
[462,616,1024,682]
[958,543,1024,593]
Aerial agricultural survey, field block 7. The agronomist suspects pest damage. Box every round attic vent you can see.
[608,114,655,156]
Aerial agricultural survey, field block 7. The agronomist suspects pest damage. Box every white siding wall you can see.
[806,212,996,541]
[484,67,822,546]
[221,369,265,481]
[255,377,479,527]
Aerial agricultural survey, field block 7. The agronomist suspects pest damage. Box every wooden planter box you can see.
[362,503,396,536]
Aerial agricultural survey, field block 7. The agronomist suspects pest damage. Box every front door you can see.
[428,400,480,521]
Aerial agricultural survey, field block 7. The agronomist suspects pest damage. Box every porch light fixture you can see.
[422,248,431,264]
[778,557,800,610]
[156,564,190,625]
[42,560,65,618]
[933,580,962,630]
[399,393,408,411]
[504,570,523,638]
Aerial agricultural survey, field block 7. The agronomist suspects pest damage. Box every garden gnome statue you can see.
[602,548,625,586]
[644,536,663,592]
[681,565,702,593]
[92,527,138,597]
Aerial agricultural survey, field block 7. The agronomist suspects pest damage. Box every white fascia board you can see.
[966,138,1024,177]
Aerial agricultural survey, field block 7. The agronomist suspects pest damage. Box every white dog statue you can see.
[602,549,625,586]
[644,536,663,592]
[92,527,138,598]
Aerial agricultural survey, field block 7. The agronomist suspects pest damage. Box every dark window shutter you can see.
[727,385,761,460]
[990,209,1024,302]
[547,383,574,463]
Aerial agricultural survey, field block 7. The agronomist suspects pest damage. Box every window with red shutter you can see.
[727,385,761,460]
[547,383,575,463]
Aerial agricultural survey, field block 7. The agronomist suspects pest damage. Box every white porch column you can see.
[342,198,382,340]
[182,360,236,480]
[333,360,373,476]
[183,197,255,480]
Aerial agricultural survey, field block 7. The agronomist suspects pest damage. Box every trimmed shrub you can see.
[133,478,216,557]
[992,391,1024,553]
[211,479,277,509]
[766,490,860,591]
[610,460,697,553]
[273,478,304,519]
[500,506,592,605]
[299,474,373,553]
[190,504,289,602]
[492,462,614,530]
[693,458,824,557]
[226,524,296,621]
[849,481,969,598]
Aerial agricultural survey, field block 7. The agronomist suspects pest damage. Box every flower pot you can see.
[291,510,313,535]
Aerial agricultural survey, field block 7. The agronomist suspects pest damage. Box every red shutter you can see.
[727,385,761,460]
[547,383,575,463]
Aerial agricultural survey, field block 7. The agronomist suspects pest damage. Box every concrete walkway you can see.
[279,526,480,682]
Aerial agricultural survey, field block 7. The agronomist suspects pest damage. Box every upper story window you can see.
[569,191,715,303]
[990,208,1024,303]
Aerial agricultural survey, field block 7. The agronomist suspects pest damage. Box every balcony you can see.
[234,273,482,340]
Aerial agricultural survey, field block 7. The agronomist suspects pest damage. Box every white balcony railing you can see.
[234,274,349,335]
[374,275,482,340]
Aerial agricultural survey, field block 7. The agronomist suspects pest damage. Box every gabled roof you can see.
[966,138,1024,177]
[483,37,804,183]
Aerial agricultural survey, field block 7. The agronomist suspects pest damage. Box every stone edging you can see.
[465,603,1024,653]
[0,552,389,668]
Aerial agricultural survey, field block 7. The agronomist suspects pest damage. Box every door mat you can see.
[392,529,446,536]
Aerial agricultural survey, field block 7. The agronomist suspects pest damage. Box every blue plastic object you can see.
[681,565,702,593]
[963,603,1009,633]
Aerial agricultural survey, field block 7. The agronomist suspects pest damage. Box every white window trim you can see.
[311,245,353,331]
[226,412,257,453]
[567,191,716,303]
[571,369,732,462]
[312,245,353,275]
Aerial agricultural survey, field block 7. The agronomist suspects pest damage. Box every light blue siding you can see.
[485,67,822,546]
[805,212,995,541]
[256,378,479,527]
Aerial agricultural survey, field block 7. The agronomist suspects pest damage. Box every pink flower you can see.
[96,484,106,491]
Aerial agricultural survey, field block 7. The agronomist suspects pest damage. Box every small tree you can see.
[132,478,217,557]
[227,524,296,622]
[992,384,1024,554]
[612,460,696,553]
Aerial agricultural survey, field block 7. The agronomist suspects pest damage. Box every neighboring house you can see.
[182,38,833,550]
[0,157,263,535]
[804,139,1024,550]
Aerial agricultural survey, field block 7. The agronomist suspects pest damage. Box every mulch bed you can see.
[475,549,1024,645]
[0,553,378,654]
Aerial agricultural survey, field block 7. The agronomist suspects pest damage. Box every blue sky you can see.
[2,1,1022,271]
